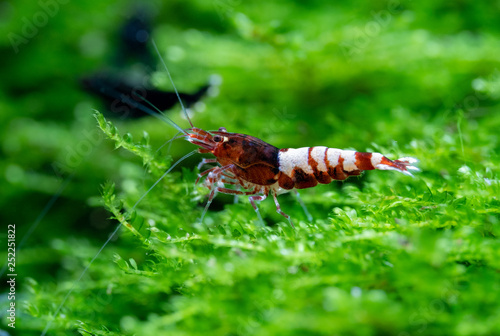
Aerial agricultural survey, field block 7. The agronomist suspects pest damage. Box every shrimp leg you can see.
[293,189,313,222]
[272,191,295,229]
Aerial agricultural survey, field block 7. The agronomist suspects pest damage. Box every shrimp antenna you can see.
[129,90,187,135]
[151,38,194,128]
[154,130,185,155]
[131,149,198,211]
[91,83,188,135]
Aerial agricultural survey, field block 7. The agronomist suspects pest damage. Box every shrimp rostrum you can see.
[187,126,418,228]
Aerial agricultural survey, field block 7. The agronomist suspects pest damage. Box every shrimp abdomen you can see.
[277,147,418,190]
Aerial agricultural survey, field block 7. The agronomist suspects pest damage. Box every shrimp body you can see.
[187,126,418,227]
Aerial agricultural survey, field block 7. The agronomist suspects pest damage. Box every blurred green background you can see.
[1,0,499,335]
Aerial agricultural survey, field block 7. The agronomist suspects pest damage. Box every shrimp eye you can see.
[213,135,222,142]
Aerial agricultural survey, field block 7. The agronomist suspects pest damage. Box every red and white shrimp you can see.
[186,126,418,228]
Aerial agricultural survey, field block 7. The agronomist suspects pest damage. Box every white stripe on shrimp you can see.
[278,148,313,176]
[310,146,329,172]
